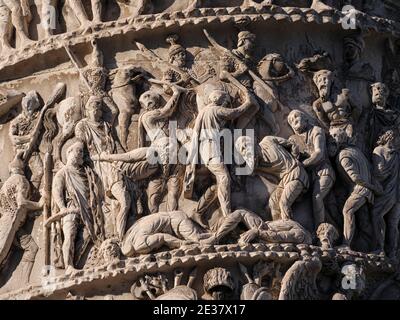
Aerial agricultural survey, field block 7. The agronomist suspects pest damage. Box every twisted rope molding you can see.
[0,243,395,300]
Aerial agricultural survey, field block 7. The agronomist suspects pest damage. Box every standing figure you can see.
[137,84,182,147]
[330,127,382,249]
[288,110,335,229]
[187,76,254,217]
[75,96,131,240]
[312,69,361,139]
[371,130,400,258]
[0,0,32,53]
[342,34,375,152]
[67,0,104,26]
[235,136,309,221]
[368,83,400,152]
[0,152,43,284]
[162,34,199,129]
[10,91,44,190]
[110,68,141,149]
[52,142,105,274]
[80,39,118,125]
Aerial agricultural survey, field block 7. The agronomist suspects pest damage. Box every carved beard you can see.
[319,86,329,100]
[241,150,255,173]
[372,95,386,107]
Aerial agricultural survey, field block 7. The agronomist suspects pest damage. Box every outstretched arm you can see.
[96,147,149,163]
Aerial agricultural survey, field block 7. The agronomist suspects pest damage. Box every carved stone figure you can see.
[120,210,215,256]
[42,0,58,37]
[110,68,141,150]
[213,209,313,245]
[368,83,400,152]
[371,130,400,257]
[330,127,381,249]
[0,152,43,283]
[0,0,32,53]
[137,84,182,148]
[186,77,254,217]
[67,0,104,26]
[79,40,118,125]
[235,136,309,221]
[9,91,44,190]
[75,96,134,240]
[316,223,339,249]
[94,137,180,215]
[279,256,322,300]
[312,70,361,139]
[50,142,105,273]
[288,109,335,229]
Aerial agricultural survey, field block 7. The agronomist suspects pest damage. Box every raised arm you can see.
[148,86,182,122]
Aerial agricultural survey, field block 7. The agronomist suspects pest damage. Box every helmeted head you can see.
[208,89,230,107]
[166,34,186,68]
[86,96,103,122]
[313,69,333,100]
[343,35,365,63]
[371,82,389,108]
[237,31,256,55]
[22,91,41,117]
[235,136,256,173]
[139,90,161,111]
[288,110,309,134]
[66,141,85,167]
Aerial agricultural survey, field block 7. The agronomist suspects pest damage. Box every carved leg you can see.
[118,112,131,150]
[42,0,58,37]
[269,187,283,221]
[207,163,231,217]
[5,1,33,45]
[15,229,38,284]
[148,178,164,214]
[127,0,147,17]
[111,181,131,241]
[187,0,202,10]
[61,213,78,270]
[342,192,367,247]
[166,175,183,212]
[0,6,12,53]
[279,180,305,221]
[372,201,389,253]
[91,0,103,23]
[68,0,90,27]
[312,175,334,229]
[386,203,400,258]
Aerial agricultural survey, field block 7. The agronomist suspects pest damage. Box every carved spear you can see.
[203,29,284,109]
[134,40,200,86]
[23,83,66,166]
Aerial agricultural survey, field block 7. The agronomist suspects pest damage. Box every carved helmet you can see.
[166,34,185,57]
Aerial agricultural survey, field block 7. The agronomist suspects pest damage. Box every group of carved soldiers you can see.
[1,22,399,280]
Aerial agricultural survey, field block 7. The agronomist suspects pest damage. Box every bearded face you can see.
[288,112,308,134]
[236,138,256,174]
[316,74,332,100]
[372,84,388,108]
